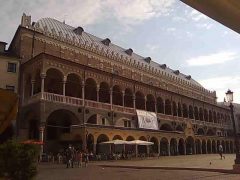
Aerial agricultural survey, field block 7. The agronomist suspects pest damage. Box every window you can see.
[102,118,106,125]
[6,85,15,92]
[124,120,131,128]
[7,62,17,73]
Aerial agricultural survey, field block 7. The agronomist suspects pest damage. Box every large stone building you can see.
[10,14,234,155]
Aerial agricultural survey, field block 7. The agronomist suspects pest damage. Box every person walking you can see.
[76,150,83,168]
[218,144,225,160]
[83,152,89,167]
[66,145,74,168]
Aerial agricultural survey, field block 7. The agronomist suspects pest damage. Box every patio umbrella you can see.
[127,140,153,157]
[100,139,129,145]
[127,140,154,145]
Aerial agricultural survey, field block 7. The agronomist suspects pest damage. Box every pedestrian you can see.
[218,144,225,160]
[76,150,82,168]
[66,145,74,168]
[83,152,89,167]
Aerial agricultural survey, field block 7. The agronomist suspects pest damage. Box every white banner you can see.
[136,110,158,130]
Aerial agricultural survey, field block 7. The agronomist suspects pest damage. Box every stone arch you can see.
[213,111,217,123]
[207,129,215,136]
[160,123,173,131]
[99,82,110,103]
[150,137,159,154]
[194,107,199,120]
[85,78,97,101]
[202,139,207,154]
[136,91,145,110]
[160,137,169,156]
[212,140,216,153]
[66,73,82,98]
[195,139,201,154]
[178,138,185,155]
[172,101,177,116]
[209,110,213,122]
[157,97,164,113]
[87,114,97,124]
[170,138,178,156]
[204,109,208,121]
[45,68,64,95]
[165,99,172,115]
[126,136,135,141]
[33,69,41,94]
[178,102,182,117]
[112,85,122,105]
[199,108,203,121]
[183,104,188,118]
[189,105,194,119]
[124,88,133,107]
[207,140,212,153]
[96,134,110,154]
[146,94,155,112]
[176,125,184,132]
[197,128,205,135]
[46,109,79,141]
[87,134,94,152]
[112,135,123,140]
[186,136,194,155]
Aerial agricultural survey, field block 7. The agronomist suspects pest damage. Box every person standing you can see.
[83,152,89,167]
[218,144,225,160]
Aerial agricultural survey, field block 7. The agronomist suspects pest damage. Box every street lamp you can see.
[225,90,240,170]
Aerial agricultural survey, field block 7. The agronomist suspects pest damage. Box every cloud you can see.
[166,27,176,32]
[172,16,187,22]
[199,76,240,103]
[196,23,213,30]
[189,9,207,21]
[186,51,238,66]
[146,44,159,52]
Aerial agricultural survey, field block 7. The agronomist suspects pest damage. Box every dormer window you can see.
[160,64,166,69]
[186,75,191,80]
[73,26,84,35]
[173,70,180,75]
[125,48,133,56]
[101,38,111,46]
[144,57,151,63]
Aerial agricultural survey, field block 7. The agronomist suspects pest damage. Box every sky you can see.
[1,0,240,103]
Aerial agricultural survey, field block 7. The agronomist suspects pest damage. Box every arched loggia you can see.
[99,82,110,103]
[85,78,97,101]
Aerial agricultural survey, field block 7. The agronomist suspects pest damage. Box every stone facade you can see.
[10,14,234,155]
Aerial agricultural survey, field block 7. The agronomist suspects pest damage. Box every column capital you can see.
[40,73,46,79]
[31,79,36,83]
[39,126,45,132]
[63,76,67,83]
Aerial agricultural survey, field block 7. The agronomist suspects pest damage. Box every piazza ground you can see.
[36,154,240,180]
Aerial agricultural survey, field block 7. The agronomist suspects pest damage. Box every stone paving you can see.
[96,154,236,170]
[36,154,240,180]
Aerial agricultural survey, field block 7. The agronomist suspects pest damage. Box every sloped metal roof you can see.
[35,17,203,88]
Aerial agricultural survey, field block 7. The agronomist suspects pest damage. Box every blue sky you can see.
[1,0,240,102]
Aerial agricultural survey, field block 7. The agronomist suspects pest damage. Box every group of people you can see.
[65,145,91,168]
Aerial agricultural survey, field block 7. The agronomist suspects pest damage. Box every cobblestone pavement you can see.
[36,154,240,180]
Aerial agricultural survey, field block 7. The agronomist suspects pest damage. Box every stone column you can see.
[39,126,45,161]
[168,143,170,156]
[97,85,100,102]
[155,102,157,114]
[122,91,125,107]
[63,76,67,96]
[176,142,179,155]
[158,142,161,155]
[82,81,85,105]
[40,73,46,99]
[133,94,136,109]
[110,87,113,110]
[184,144,187,155]
[31,79,35,96]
